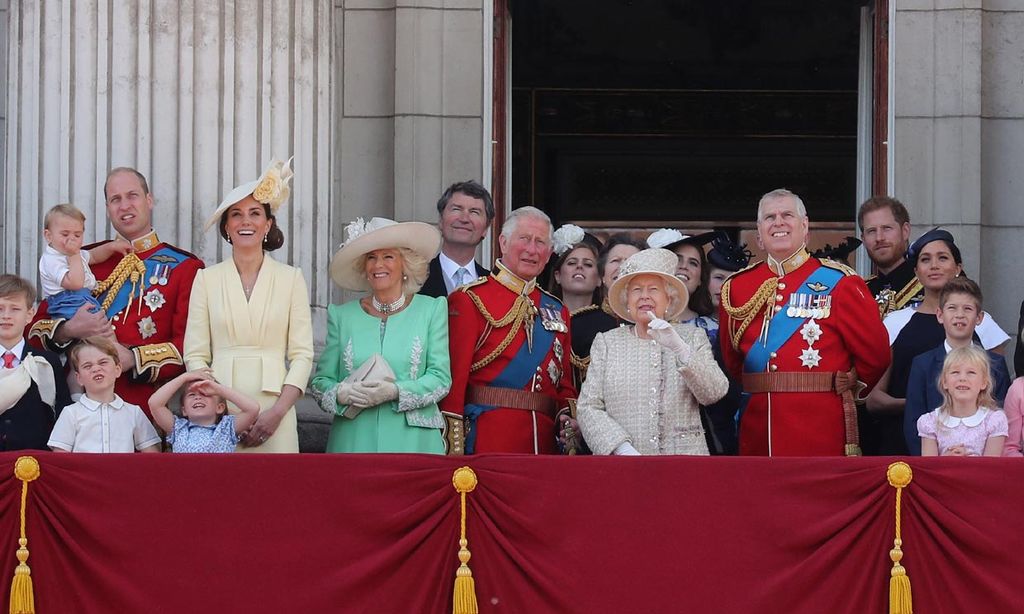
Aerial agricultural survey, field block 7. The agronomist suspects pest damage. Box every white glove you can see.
[613,441,641,456]
[647,316,691,363]
[336,382,355,406]
[349,380,399,408]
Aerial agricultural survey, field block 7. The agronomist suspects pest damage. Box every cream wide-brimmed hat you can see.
[329,217,442,291]
[607,248,690,323]
[204,158,294,230]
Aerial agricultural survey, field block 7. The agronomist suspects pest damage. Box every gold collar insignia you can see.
[129,230,160,253]
[491,259,537,296]
[767,246,810,277]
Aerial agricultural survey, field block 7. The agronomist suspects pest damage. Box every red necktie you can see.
[2,352,15,369]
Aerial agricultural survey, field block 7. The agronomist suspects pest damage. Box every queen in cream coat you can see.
[577,248,728,455]
[183,160,313,453]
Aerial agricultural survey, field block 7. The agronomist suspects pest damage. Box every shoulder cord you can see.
[465,290,534,372]
[721,277,778,351]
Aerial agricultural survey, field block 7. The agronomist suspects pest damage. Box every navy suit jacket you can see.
[903,345,1011,455]
[0,344,71,451]
[418,255,489,298]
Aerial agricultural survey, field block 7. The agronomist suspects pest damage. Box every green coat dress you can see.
[311,294,450,453]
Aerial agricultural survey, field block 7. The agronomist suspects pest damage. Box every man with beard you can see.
[859,196,922,317]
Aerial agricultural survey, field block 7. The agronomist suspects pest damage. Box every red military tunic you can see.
[719,249,889,456]
[29,231,204,419]
[441,260,576,454]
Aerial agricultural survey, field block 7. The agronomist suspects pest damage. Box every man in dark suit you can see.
[419,180,493,297]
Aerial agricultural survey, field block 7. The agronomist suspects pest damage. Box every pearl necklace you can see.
[372,293,406,315]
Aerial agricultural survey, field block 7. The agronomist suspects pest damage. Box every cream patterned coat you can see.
[577,324,728,455]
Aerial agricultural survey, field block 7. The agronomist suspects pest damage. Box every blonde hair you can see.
[69,336,121,371]
[352,247,431,295]
[937,346,998,423]
[44,203,86,229]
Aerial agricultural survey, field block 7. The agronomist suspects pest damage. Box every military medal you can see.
[800,320,822,344]
[799,320,823,369]
[158,264,170,286]
[540,307,568,333]
[143,288,166,312]
[786,294,797,318]
[799,347,822,368]
[148,265,159,286]
[138,316,157,339]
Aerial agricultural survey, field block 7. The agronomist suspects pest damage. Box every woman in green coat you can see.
[311,217,450,453]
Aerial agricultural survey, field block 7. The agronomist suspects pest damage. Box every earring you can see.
[403,274,408,281]
[263,235,268,244]
[227,237,233,245]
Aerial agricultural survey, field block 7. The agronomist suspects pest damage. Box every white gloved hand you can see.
[336,382,355,406]
[613,441,641,456]
[647,316,691,363]
[349,380,399,408]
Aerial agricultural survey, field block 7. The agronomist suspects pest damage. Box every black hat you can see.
[906,228,961,265]
[707,231,752,272]
[812,237,862,262]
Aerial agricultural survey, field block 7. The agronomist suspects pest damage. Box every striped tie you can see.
[2,352,15,369]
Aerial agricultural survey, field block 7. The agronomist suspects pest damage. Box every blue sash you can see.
[464,292,560,453]
[100,247,185,317]
[742,266,843,374]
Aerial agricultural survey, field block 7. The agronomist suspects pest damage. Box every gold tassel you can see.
[9,456,40,614]
[451,467,479,614]
[886,461,913,614]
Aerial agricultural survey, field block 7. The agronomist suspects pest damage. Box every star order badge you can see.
[143,288,166,312]
[138,316,157,339]
[800,320,822,344]
[799,347,822,369]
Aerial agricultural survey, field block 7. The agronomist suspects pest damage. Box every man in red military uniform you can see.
[719,189,889,456]
[28,167,204,420]
[441,206,576,454]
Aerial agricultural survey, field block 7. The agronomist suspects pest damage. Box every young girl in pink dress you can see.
[917,345,1007,456]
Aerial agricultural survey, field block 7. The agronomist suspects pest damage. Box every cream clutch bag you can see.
[342,354,396,419]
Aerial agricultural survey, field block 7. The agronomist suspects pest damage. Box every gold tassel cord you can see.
[451,467,479,614]
[886,461,913,614]
[92,253,147,314]
[9,456,40,614]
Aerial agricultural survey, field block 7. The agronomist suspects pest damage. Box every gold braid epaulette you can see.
[721,276,778,351]
[93,253,147,312]
[465,288,533,372]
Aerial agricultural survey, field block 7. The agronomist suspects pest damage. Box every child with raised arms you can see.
[148,370,259,453]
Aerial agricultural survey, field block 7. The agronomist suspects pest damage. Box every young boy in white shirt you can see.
[48,336,160,453]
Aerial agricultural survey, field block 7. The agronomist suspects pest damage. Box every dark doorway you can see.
[510,0,873,230]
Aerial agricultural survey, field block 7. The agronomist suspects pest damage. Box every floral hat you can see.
[551,223,603,260]
[646,228,717,252]
[204,158,294,230]
[607,248,690,323]
[329,217,442,291]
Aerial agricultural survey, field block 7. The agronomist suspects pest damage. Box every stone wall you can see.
[893,0,1024,368]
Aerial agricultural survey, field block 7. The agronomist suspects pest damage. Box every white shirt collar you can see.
[78,394,125,412]
[0,338,26,358]
[438,252,480,294]
[439,252,478,278]
[940,407,990,428]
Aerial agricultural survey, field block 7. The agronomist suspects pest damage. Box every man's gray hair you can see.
[756,188,807,222]
[500,206,553,242]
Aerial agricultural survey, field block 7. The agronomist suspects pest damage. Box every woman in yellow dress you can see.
[183,159,313,452]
